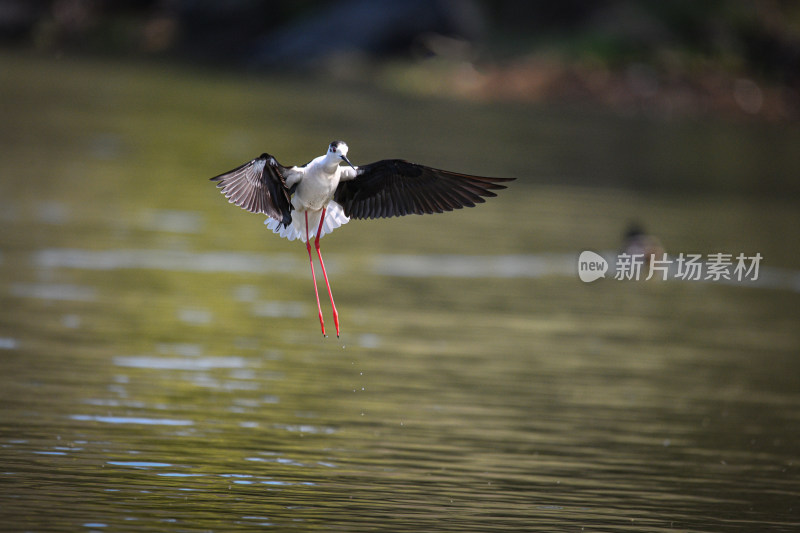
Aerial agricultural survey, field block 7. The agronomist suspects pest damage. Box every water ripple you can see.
[373,253,576,278]
[251,300,307,318]
[373,252,800,291]
[0,338,19,350]
[107,461,172,468]
[34,248,302,274]
[70,415,194,426]
[10,282,97,301]
[113,356,248,370]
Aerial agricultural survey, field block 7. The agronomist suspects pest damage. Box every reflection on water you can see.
[113,355,250,370]
[9,282,98,301]
[374,252,800,290]
[71,415,195,426]
[33,247,800,291]
[0,53,799,532]
[35,248,302,274]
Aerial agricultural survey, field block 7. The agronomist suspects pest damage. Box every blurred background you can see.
[3,0,800,189]
[3,0,800,119]
[1,1,799,531]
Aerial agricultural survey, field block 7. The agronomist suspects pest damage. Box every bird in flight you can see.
[211,141,514,337]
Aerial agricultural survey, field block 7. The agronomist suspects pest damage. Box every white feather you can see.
[264,201,349,242]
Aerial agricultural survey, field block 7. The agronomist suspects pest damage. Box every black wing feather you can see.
[210,153,293,227]
[334,159,514,220]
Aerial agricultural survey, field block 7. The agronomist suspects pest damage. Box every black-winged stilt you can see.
[211,141,514,337]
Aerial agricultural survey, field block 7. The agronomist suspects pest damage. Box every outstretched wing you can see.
[210,154,293,227]
[334,159,514,219]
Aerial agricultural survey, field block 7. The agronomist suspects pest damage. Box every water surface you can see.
[0,52,798,532]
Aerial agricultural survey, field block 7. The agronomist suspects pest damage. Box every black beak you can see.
[341,155,356,170]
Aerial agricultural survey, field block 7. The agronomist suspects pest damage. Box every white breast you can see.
[292,164,341,212]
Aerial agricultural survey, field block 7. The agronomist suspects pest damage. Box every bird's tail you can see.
[264,201,349,242]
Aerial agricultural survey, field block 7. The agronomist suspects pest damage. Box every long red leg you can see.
[305,211,326,337]
[315,207,340,337]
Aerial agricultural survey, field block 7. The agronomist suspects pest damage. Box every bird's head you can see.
[327,140,355,170]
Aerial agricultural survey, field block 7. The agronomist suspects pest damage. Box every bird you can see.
[621,223,665,265]
[210,141,514,337]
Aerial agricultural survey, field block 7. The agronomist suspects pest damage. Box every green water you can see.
[0,52,798,532]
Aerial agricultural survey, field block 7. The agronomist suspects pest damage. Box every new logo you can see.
[578,251,608,283]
